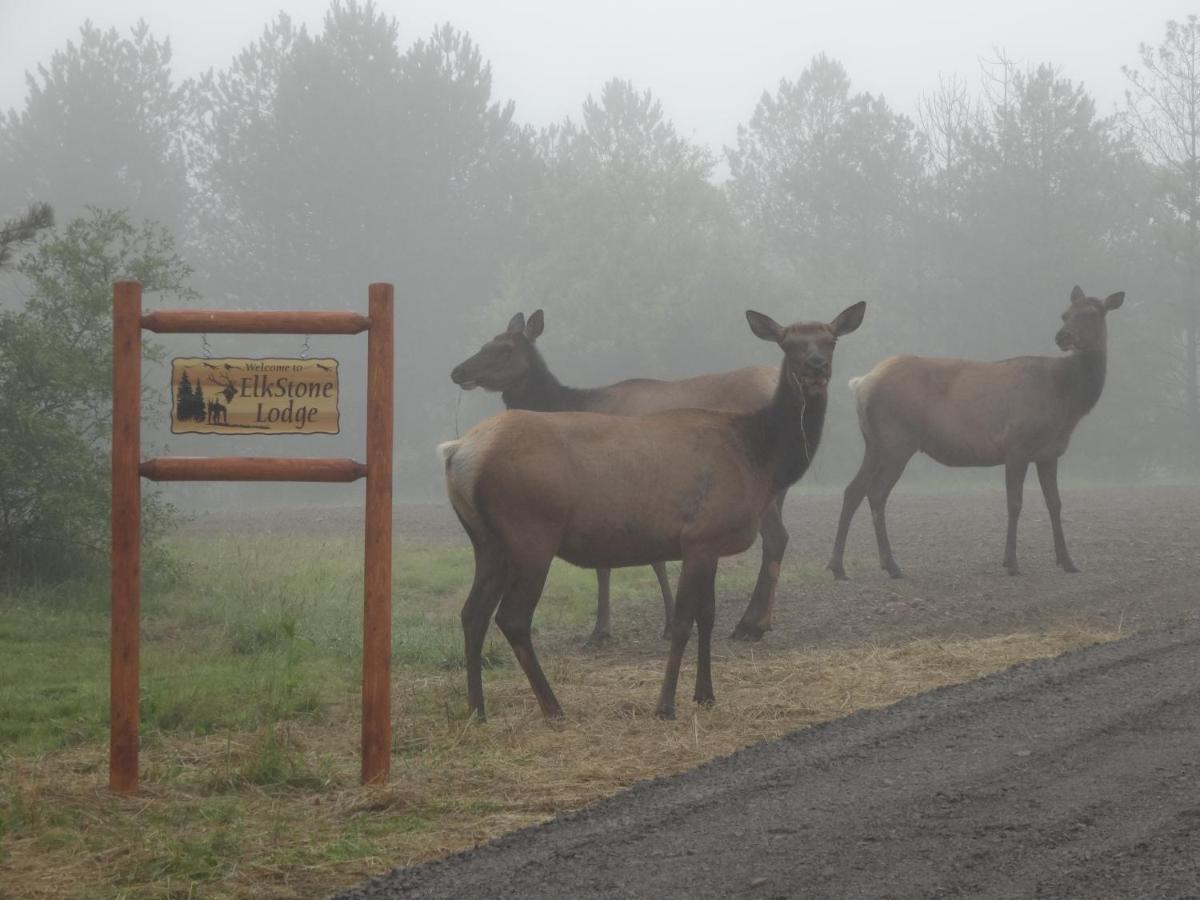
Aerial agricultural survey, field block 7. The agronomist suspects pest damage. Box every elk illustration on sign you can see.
[170,357,340,434]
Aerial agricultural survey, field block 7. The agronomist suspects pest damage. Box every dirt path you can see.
[333,620,1200,899]
[384,483,1199,652]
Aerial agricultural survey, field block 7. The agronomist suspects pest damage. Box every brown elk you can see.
[440,303,865,721]
[450,310,787,643]
[827,286,1124,580]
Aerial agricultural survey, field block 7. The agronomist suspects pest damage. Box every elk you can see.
[827,286,1124,580]
[440,303,865,721]
[450,310,787,643]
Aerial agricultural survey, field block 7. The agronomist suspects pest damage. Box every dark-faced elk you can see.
[828,286,1124,580]
[440,303,865,721]
[450,310,788,643]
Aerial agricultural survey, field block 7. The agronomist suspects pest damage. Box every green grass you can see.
[0,533,830,759]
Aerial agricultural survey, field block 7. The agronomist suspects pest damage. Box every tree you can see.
[727,56,927,357]
[176,370,194,421]
[0,21,190,237]
[0,202,53,269]
[940,65,1144,357]
[189,3,540,454]
[1124,16,1200,448]
[192,380,207,422]
[498,79,755,381]
[0,208,193,583]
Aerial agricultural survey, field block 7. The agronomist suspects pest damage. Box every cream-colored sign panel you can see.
[171,358,339,434]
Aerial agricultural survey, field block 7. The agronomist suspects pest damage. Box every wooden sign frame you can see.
[110,282,394,791]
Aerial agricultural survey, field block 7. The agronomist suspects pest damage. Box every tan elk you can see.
[827,286,1124,580]
[450,310,787,643]
[440,303,865,721]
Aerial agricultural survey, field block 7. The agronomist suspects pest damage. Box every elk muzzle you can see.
[450,362,480,390]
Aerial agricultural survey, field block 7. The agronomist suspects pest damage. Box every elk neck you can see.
[742,359,827,492]
[500,346,597,412]
[1060,341,1107,420]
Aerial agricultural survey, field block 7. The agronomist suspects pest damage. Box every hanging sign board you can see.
[170,357,340,435]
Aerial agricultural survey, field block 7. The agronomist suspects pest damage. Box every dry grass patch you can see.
[1,629,1115,899]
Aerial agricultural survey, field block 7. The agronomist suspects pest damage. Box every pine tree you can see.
[176,371,194,421]
[192,379,206,422]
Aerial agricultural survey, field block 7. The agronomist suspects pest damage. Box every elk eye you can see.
[1062,313,1069,322]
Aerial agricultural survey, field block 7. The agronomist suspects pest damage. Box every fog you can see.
[2,0,1198,511]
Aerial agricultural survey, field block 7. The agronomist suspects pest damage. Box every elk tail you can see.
[437,439,461,466]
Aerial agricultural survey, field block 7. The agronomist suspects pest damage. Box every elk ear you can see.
[1104,291,1125,312]
[506,312,526,334]
[830,301,866,336]
[1070,285,1086,303]
[524,309,544,340]
[746,310,784,343]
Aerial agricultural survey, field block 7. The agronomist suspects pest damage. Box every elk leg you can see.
[1037,459,1078,573]
[586,568,613,645]
[1003,460,1029,575]
[693,564,718,706]
[829,450,875,580]
[460,546,509,723]
[655,555,714,719]
[651,561,675,640]
[495,558,563,719]
[868,456,910,578]
[731,492,788,641]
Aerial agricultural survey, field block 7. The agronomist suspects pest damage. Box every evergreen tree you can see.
[192,380,207,422]
[176,370,194,421]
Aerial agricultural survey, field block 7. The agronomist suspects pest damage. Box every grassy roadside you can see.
[0,532,1117,899]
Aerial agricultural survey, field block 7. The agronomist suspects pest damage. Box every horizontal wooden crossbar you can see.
[139,456,367,482]
[141,309,370,335]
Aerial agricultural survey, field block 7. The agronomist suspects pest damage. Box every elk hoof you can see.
[1060,559,1080,573]
[543,706,566,721]
[693,693,716,707]
[1004,562,1021,576]
[655,704,676,720]
[884,563,905,579]
[583,629,612,648]
[730,622,767,642]
[828,563,849,581]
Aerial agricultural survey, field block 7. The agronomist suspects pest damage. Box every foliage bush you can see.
[0,207,194,584]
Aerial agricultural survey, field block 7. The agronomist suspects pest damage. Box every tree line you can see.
[2,2,1198,577]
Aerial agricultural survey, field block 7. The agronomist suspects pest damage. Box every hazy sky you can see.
[0,0,1188,152]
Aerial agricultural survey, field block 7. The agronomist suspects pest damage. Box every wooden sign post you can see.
[110,283,394,792]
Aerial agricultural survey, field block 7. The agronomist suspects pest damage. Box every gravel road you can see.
[333,620,1200,899]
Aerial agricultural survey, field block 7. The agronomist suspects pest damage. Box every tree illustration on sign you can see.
[176,370,204,421]
[192,379,207,421]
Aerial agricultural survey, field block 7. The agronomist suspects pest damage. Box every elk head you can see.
[1056,285,1124,353]
[746,302,866,395]
[450,310,545,391]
